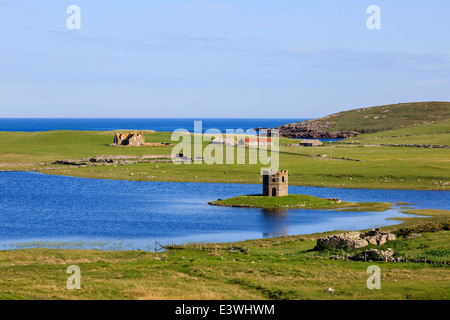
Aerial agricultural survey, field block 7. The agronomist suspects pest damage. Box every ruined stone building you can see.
[263,170,288,197]
[114,131,145,146]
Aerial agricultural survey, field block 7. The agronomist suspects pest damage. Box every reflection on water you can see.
[262,209,288,238]
[0,172,448,250]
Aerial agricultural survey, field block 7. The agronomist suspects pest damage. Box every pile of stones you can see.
[315,229,396,250]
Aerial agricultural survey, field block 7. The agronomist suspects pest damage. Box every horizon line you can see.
[0,117,311,120]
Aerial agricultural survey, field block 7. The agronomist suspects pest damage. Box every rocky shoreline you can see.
[272,119,360,139]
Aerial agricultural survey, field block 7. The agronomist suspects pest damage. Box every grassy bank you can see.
[0,209,449,300]
[209,194,392,211]
[345,120,450,146]
[325,101,449,133]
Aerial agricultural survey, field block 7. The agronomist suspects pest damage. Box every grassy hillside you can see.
[345,120,450,146]
[327,101,450,133]
[350,120,450,137]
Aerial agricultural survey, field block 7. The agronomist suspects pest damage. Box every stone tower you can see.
[263,170,288,197]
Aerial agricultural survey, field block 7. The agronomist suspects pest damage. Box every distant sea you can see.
[0,118,304,133]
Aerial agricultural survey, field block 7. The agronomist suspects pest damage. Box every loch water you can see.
[0,172,448,251]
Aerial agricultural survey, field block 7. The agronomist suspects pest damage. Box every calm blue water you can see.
[0,118,303,133]
[0,172,448,251]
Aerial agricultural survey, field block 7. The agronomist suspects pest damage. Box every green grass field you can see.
[0,129,448,190]
[351,119,450,137]
[345,120,450,146]
[0,209,448,300]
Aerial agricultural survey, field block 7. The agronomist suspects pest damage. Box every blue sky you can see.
[0,0,449,118]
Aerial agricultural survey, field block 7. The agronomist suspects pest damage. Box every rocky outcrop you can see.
[275,119,360,139]
[52,155,174,167]
[315,229,396,250]
[405,233,421,240]
[53,159,89,166]
[316,232,368,250]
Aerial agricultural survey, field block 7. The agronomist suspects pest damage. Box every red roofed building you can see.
[239,138,273,146]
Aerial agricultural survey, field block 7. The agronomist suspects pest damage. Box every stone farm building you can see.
[299,139,323,147]
[263,170,288,197]
[114,131,145,146]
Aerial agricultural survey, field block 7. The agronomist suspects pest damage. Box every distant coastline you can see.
[0,118,306,133]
